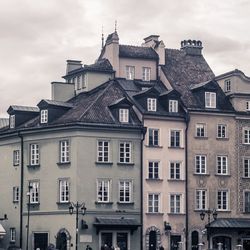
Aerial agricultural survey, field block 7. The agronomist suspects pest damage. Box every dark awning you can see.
[93,217,141,234]
[207,218,250,230]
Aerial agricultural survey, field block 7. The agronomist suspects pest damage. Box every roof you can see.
[119,45,158,60]
[0,118,9,128]
[38,99,73,108]
[93,217,141,226]
[208,218,250,229]
[7,105,39,114]
[215,69,250,82]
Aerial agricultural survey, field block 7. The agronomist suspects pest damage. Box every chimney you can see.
[105,31,119,45]
[180,40,203,56]
[66,60,82,74]
[143,35,160,47]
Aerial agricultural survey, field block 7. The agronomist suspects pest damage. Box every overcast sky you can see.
[0,0,250,117]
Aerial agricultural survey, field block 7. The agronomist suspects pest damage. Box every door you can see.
[149,231,157,250]
[116,232,128,250]
[243,239,250,250]
[56,232,67,250]
[34,233,48,250]
[101,232,113,249]
[170,235,181,250]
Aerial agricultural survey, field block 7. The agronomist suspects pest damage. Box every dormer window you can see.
[205,92,216,108]
[126,66,135,80]
[142,67,151,81]
[82,74,86,88]
[10,115,15,129]
[147,98,157,111]
[40,109,48,124]
[224,79,231,92]
[76,75,81,90]
[246,101,250,111]
[169,100,178,113]
[119,109,129,123]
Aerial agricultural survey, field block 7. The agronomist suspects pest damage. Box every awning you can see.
[93,217,141,234]
[0,224,6,238]
[206,218,250,230]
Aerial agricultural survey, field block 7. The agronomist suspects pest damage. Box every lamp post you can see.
[26,184,32,250]
[200,209,218,250]
[69,202,86,250]
[0,214,8,221]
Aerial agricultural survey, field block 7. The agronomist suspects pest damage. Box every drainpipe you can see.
[18,131,24,249]
[185,112,190,250]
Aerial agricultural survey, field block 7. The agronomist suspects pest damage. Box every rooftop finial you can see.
[115,20,117,32]
[101,25,104,49]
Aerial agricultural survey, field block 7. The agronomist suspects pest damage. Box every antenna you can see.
[101,25,104,49]
[115,20,117,32]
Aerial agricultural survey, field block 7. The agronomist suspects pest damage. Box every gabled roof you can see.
[38,99,73,109]
[0,118,9,128]
[7,105,39,114]
[119,45,158,60]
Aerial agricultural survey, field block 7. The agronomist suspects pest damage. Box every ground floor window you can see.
[212,236,231,250]
[170,235,181,250]
[243,238,250,250]
[33,232,49,250]
[191,231,199,250]
[100,231,129,250]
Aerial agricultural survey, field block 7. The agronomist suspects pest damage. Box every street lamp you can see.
[200,209,218,250]
[0,214,8,221]
[69,202,86,250]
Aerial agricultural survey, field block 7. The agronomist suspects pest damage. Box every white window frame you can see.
[170,129,181,147]
[205,92,216,108]
[126,66,135,80]
[13,150,20,166]
[119,108,129,123]
[217,124,227,138]
[40,109,48,124]
[244,190,250,213]
[148,161,160,179]
[243,158,250,178]
[60,140,70,163]
[119,180,132,203]
[148,193,160,213]
[195,155,207,174]
[147,98,157,111]
[224,79,231,92]
[97,179,111,203]
[97,140,110,163]
[195,189,207,210]
[169,100,178,113]
[196,123,206,137]
[119,142,132,164]
[10,115,15,128]
[170,194,181,214]
[243,128,250,144]
[217,155,228,175]
[148,128,159,146]
[217,189,229,211]
[76,75,81,90]
[30,144,39,166]
[142,67,151,81]
[170,162,181,180]
[29,181,39,204]
[10,228,16,242]
[13,186,19,202]
[59,179,70,203]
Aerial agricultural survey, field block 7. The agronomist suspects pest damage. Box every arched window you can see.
[191,231,199,250]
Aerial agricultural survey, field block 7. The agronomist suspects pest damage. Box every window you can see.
[97,140,110,162]
[195,155,206,174]
[29,181,39,204]
[119,142,132,163]
[244,191,250,213]
[82,74,86,88]
[195,189,207,210]
[13,150,20,166]
[13,186,19,202]
[196,123,206,137]
[10,228,16,242]
[60,140,70,163]
[246,101,250,111]
[76,75,81,90]
[147,98,157,111]
[148,193,159,213]
[170,194,181,213]
[30,144,39,166]
[243,158,250,178]
[119,109,129,123]
[97,179,110,202]
[217,155,228,175]
[170,162,181,180]
[148,129,159,146]
[40,109,48,124]
[217,124,227,138]
[119,180,132,203]
[148,161,159,179]
[142,67,151,81]
[126,66,135,80]
[244,128,250,144]
[224,79,231,92]
[170,130,181,147]
[10,115,15,128]
[59,179,69,203]
[169,100,178,113]
[217,190,229,210]
[205,92,216,108]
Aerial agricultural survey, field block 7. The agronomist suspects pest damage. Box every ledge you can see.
[56,201,70,205]
[13,164,19,167]
[194,136,208,140]
[167,179,185,182]
[95,162,113,166]
[216,137,229,141]
[117,162,134,166]
[117,202,134,205]
[167,213,185,216]
[145,178,163,182]
[145,212,164,215]
[168,146,184,150]
[57,162,71,166]
[193,173,210,176]
[145,145,163,148]
[95,201,113,205]
[27,164,40,168]
[215,174,231,177]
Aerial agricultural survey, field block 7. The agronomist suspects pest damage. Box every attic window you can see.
[169,100,178,113]
[205,92,216,108]
[224,79,231,92]
[246,101,250,111]
[119,109,129,123]
[142,67,151,81]
[10,115,15,129]
[40,109,48,124]
[126,66,135,80]
[147,98,157,111]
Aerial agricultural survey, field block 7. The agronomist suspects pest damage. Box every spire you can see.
[115,20,117,32]
[101,25,104,49]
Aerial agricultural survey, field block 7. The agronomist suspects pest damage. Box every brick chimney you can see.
[180,40,203,56]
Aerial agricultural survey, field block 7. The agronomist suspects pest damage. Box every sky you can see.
[0,0,250,117]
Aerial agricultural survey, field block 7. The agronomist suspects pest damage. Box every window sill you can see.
[193,173,210,176]
[146,212,164,215]
[117,202,134,205]
[146,145,163,148]
[167,179,185,182]
[95,201,113,205]
[146,178,163,182]
[216,210,231,213]
[95,162,113,166]
[27,164,40,168]
[13,201,19,204]
[242,177,250,179]
[194,136,208,140]
[167,213,185,215]
[216,137,229,141]
[56,201,70,205]
[13,164,19,167]
[28,202,40,206]
[215,174,231,177]
[117,162,134,166]
[168,147,184,150]
[57,162,71,166]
